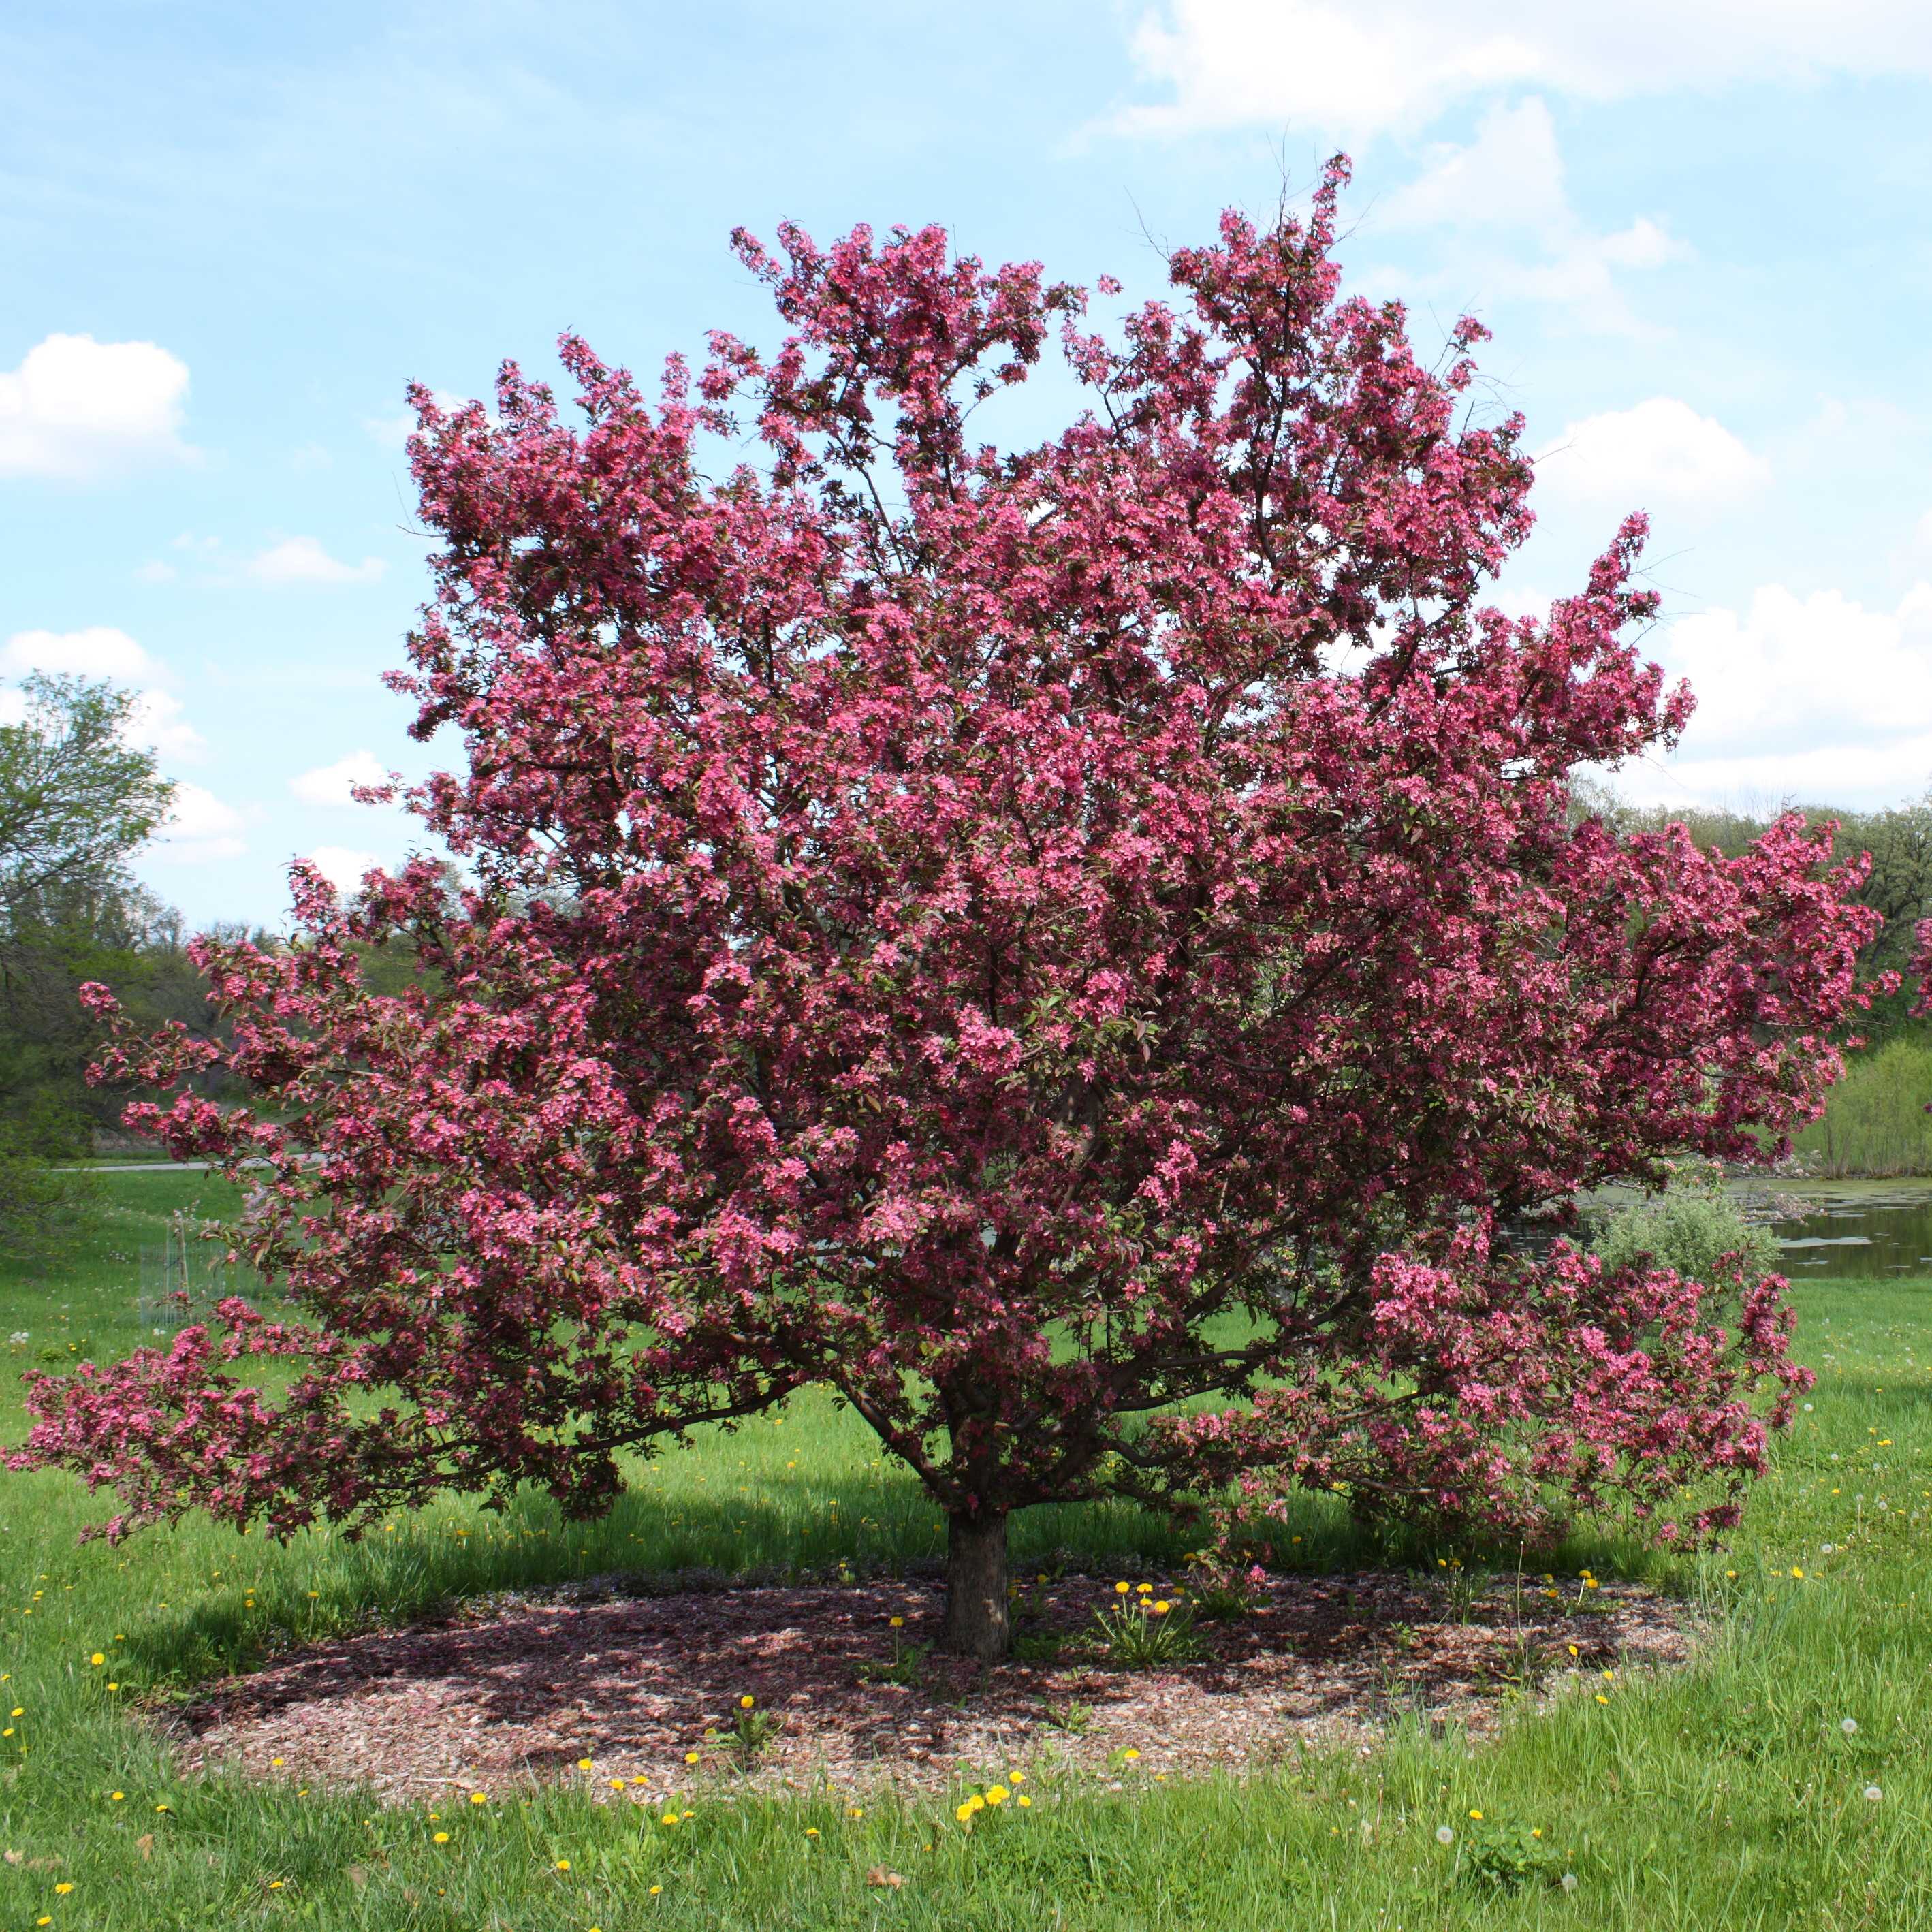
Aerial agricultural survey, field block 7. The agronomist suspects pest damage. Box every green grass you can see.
[5,1181,1932,1925]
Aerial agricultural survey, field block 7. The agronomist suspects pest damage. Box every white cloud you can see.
[1,625,157,680]
[1605,582,1932,812]
[235,536,385,586]
[1534,398,1771,508]
[1113,0,1932,141]
[2,627,206,763]
[0,334,196,479]
[151,785,247,865]
[290,749,390,807]
[306,846,384,892]
[1368,100,1689,319]
[127,690,207,764]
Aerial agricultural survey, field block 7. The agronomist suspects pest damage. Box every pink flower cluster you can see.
[16,163,1875,1583]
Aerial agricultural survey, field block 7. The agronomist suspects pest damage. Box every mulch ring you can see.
[173,1566,1692,1804]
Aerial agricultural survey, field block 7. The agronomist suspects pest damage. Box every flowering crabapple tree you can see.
[16,163,1880,1659]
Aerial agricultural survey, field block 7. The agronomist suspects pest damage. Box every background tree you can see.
[19,171,1878,1655]
[0,677,178,1252]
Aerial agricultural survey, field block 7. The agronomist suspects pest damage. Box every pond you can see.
[1747,1184,1932,1281]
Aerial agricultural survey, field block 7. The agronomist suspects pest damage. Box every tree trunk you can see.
[943,1509,1010,1659]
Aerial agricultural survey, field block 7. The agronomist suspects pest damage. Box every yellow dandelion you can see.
[741,1694,755,1709]
[889,1616,904,1628]
[556,1859,570,1871]
[1596,1694,1609,1705]
[1124,1748,1140,1761]
[986,1786,1008,1807]
[89,1654,103,1666]
[433,1831,449,1843]
[110,1791,123,1801]
[955,1803,975,1823]
[577,1758,592,1770]
[684,1751,699,1764]
[1152,1601,1170,1615]
[1016,1793,1032,1807]
[1791,1567,1805,1580]
[1010,1771,1026,1784]
[650,1885,662,1895]
[470,1792,487,1805]
[1470,1809,1483,1820]
[662,1812,678,1826]
[967,1794,986,1813]
[1114,1581,1130,1594]
[849,1805,864,1818]
[54,1883,73,1894]
[806,1828,819,1837]
[609,1779,625,1790]
[1136,1583,1152,1594]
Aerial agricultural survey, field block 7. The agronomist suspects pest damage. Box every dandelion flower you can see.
[1124,1748,1140,1761]
[54,1884,72,1894]
[1153,1601,1170,1615]
[986,1787,1008,1807]
[806,1828,819,1837]
[1115,1581,1130,1594]
[577,1758,592,1771]
[89,1654,103,1666]
[555,1859,570,1871]
[110,1792,123,1802]
[1596,1694,1609,1705]
[1017,1794,1032,1807]
[889,1616,903,1628]
[471,1792,487,1804]
[1009,1771,1025,1784]
[1866,1785,1884,1802]
[1136,1583,1152,1594]
[650,1885,661,1895]
[966,1794,985,1813]
[1561,1872,1579,1892]
[684,1752,699,1764]
[741,1695,755,1709]
[1792,1568,1805,1580]
[662,1813,679,1826]
[609,1779,625,1790]
[433,1831,449,1843]
[1436,1826,1455,1844]
[1468,1809,1483,1820]
[1842,1718,1859,1735]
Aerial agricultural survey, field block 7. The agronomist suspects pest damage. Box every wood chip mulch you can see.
[172,1568,1692,1803]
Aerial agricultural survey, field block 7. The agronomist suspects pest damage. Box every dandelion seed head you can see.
[1436,1826,1455,1844]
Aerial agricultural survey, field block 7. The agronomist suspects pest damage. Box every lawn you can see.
[1,1174,1930,1929]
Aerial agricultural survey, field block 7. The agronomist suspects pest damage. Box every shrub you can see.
[1593,1186,1780,1290]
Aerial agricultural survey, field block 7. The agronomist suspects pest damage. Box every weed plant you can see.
[3,1175,1932,1923]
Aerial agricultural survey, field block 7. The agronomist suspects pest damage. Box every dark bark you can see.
[942,1508,1010,1659]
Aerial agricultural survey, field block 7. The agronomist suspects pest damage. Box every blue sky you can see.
[3,0,1930,925]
